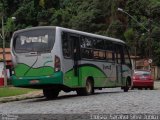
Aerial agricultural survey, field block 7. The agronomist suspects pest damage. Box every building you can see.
[0,48,12,79]
[131,56,160,80]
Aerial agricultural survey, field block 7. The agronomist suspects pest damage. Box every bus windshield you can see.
[13,28,55,53]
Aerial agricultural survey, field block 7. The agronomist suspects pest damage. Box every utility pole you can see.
[117,8,149,32]
[117,8,150,69]
[148,7,152,72]
[1,16,7,87]
[134,35,138,69]
[148,8,152,59]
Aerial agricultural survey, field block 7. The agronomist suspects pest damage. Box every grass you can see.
[0,87,36,97]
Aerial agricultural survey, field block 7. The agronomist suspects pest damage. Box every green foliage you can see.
[151,27,160,66]
[0,0,160,65]
[14,1,38,27]
[4,17,16,47]
[124,28,134,41]
[5,18,15,33]
[39,0,45,8]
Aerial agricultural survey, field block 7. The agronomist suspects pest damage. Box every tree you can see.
[0,0,160,65]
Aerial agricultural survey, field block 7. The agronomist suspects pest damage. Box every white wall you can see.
[0,62,4,77]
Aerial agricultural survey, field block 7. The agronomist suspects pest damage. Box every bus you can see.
[10,26,132,99]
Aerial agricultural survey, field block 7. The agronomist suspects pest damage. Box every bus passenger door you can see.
[70,34,81,86]
[116,64,122,86]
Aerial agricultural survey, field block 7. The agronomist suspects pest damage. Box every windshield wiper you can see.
[24,55,39,76]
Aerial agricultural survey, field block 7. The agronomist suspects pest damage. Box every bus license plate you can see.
[30,80,39,84]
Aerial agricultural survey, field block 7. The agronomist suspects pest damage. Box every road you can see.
[0,88,160,119]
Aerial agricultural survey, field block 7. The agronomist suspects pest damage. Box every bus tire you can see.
[76,79,94,96]
[123,78,130,92]
[43,88,60,100]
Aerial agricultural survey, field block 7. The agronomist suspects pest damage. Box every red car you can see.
[131,70,154,90]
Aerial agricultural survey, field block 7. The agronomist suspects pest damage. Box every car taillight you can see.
[54,55,61,72]
[132,76,135,80]
[132,75,139,80]
[148,76,153,80]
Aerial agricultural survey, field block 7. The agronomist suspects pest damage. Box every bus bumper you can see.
[11,72,63,87]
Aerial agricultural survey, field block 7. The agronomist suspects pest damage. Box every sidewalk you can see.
[0,90,43,103]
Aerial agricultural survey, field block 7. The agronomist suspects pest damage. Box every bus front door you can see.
[116,64,122,86]
[115,45,123,86]
[70,35,81,86]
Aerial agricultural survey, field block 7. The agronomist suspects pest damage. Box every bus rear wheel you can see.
[76,79,94,96]
[43,88,60,100]
[123,79,130,92]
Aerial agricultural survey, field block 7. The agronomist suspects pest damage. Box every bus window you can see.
[115,44,124,64]
[81,36,92,48]
[62,32,71,58]
[80,36,93,59]
[82,49,93,59]
[104,41,115,62]
[93,50,105,60]
[93,39,104,50]
[92,39,106,60]
[105,51,113,61]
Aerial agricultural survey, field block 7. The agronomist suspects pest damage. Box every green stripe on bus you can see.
[15,63,54,77]
[64,65,113,87]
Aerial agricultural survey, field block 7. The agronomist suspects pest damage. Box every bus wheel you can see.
[43,88,60,100]
[123,79,130,92]
[76,79,94,96]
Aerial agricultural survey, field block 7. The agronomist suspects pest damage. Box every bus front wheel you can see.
[43,88,60,99]
[76,79,94,96]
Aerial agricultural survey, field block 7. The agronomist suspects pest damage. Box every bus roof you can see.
[13,26,125,44]
[57,26,125,44]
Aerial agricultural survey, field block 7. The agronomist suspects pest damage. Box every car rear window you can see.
[134,71,150,76]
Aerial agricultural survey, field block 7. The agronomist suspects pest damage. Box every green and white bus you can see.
[10,26,132,99]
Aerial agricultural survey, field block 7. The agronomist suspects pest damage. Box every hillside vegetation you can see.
[0,0,160,65]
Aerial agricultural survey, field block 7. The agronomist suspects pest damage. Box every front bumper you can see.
[132,80,154,87]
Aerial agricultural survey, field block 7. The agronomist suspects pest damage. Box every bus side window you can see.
[115,44,124,64]
[80,36,93,59]
[93,39,104,50]
[93,50,105,60]
[70,35,81,60]
[104,41,115,62]
[62,32,71,58]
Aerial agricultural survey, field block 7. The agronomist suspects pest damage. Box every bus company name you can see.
[20,35,48,45]
[103,64,111,70]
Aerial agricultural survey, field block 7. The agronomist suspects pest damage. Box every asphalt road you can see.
[0,88,160,119]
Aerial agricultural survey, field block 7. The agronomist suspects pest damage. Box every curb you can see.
[0,91,43,103]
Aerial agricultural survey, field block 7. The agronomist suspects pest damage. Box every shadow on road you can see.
[25,89,134,103]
